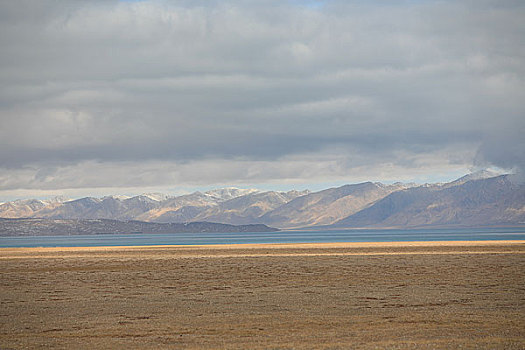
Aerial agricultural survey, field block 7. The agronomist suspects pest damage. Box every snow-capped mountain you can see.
[1,171,523,229]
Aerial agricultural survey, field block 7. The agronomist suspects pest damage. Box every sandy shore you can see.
[1,241,524,349]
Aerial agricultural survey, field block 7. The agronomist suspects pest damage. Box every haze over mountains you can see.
[1,171,524,232]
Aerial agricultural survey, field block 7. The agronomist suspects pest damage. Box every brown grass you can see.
[1,241,524,349]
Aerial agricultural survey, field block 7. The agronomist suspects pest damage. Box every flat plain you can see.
[1,241,524,349]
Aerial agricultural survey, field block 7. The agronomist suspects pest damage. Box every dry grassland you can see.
[1,241,524,349]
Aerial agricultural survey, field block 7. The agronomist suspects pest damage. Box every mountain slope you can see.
[260,182,410,228]
[136,189,262,223]
[192,190,308,225]
[33,196,161,221]
[0,198,66,218]
[334,175,525,228]
[136,192,219,222]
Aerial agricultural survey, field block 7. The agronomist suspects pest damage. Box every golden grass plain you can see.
[1,241,524,349]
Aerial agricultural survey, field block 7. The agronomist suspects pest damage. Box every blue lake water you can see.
[1,227,524,248]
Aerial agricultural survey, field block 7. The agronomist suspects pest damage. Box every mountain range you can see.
[1,171,524,231]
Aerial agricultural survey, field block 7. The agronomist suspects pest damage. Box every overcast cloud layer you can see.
[1,0,524,200]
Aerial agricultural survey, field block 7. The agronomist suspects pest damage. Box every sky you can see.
[0,0,524,201]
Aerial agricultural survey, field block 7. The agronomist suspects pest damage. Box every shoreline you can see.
[0,239,524,252]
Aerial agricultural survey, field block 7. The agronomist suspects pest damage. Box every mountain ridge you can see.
[1,171,523,230]
[333,174,525,229]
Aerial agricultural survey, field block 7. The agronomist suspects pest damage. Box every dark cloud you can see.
[474,130,525,173]
[0,0,523,194]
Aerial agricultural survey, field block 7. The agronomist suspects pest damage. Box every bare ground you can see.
[1,241,524,349]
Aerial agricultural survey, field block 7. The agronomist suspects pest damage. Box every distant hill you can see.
[1,171,523,230]
[0,218,278,237]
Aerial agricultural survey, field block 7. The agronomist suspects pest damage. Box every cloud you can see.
[0,0,523,196]
[0,145,475,192]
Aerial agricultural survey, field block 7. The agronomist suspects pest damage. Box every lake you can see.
[1,227,524,248]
